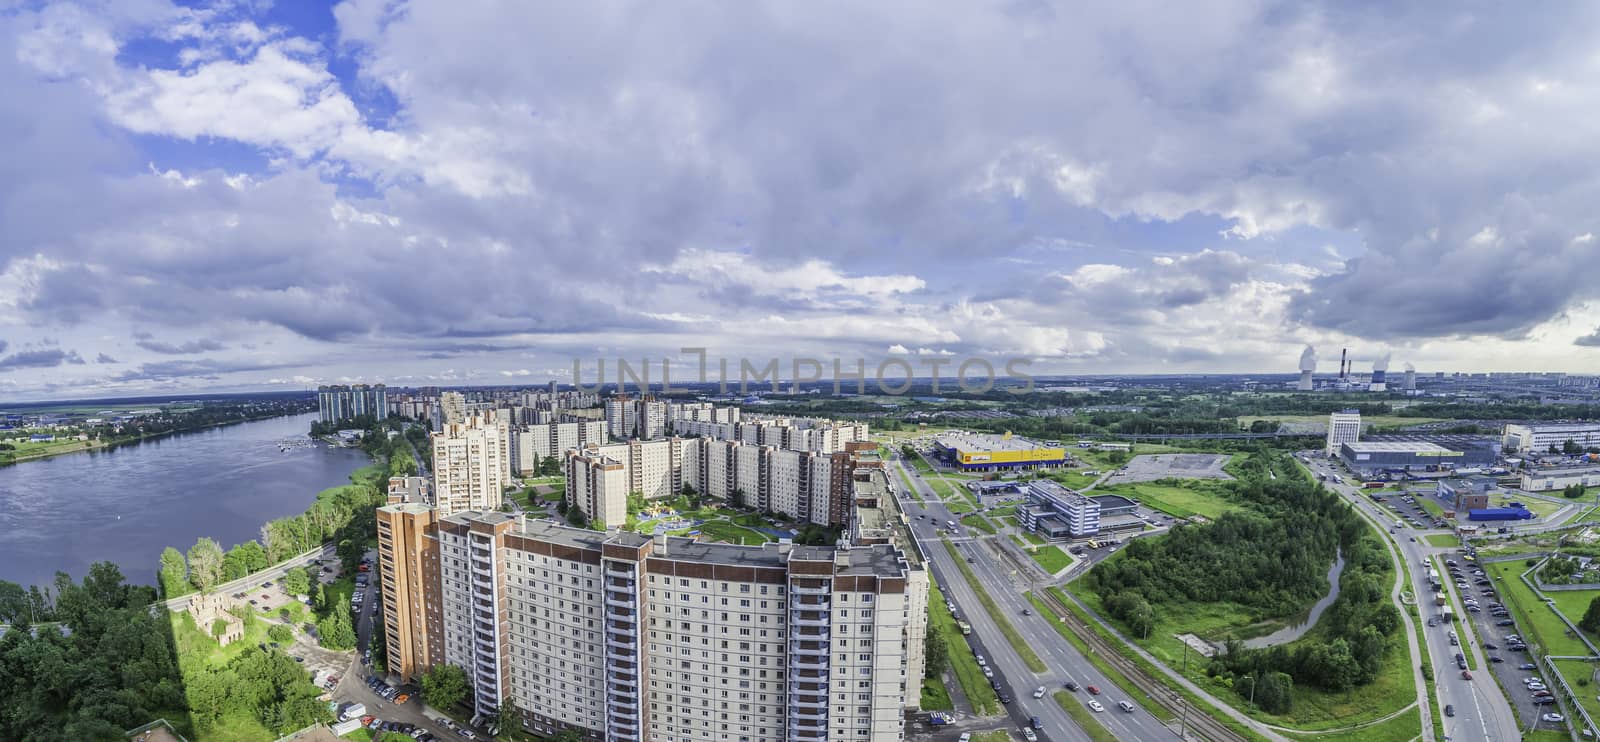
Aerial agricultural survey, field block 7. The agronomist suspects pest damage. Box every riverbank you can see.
[0,409,307,467]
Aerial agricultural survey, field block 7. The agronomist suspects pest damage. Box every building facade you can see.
[375,510,929,742]
[1502,423,1600,454]
[318,384,390,424]
[433,416,509,515]
[1520,466,1600,493]
[513,421,608,474]
[1016,480,1101,538]
[1325,410,1361,456]
[931,432,1065,472]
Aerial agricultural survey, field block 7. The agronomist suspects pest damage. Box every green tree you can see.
[1565,439,1583,455]
[187,537,225,592]
[924,628,949,678]
[316,607,357,650]
[159,546,190,598]
[223,541,269,580]
[268,624,294,643]
[421,664,470,710]
[282,567,311,596]
[1581,595,1600,634]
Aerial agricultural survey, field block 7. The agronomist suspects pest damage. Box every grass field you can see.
[1050,469,1102,489]
[1237,414,1446,429]
[1025,545,1073,574]
[1096,480,1240,520]
[1277,707,1423,742]
[1054,691,1117,742]
[1484,560,1592,656]
[694,520,773,545]
[961,514,999,534]
[944,540,1047,673]
[1553,659,1600,729]
[928,578,999,715]
[1415,497,1445,518]
[970,732,1013,742]
[1424,534,1461,548]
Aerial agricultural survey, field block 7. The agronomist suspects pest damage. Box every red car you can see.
[1086,686,1101,695]
[1461,670,1472,680]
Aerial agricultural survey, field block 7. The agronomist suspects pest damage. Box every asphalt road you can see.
[1303,455,1521,742]
[894,457,1180,742]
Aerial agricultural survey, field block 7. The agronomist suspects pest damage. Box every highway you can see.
[893,456,1184,742]
[1301,455,1521,742]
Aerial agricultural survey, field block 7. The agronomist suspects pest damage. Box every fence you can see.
[124,719,190,742]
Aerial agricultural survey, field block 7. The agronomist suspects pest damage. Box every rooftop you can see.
[1343,441,1454,453]
[934,431,1056,452]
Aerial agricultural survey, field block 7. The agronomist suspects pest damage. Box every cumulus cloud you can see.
[0,349,85,371]
[3,0,1600,397]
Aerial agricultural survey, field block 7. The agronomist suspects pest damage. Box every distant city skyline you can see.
[5,1,1600,401]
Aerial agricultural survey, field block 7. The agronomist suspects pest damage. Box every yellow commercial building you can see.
[933,431,1066,471]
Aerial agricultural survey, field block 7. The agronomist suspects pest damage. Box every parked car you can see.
[1543,713,1566,723]
[1444,705,1454,717]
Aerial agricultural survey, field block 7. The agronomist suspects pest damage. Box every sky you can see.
[4,0,1600,401]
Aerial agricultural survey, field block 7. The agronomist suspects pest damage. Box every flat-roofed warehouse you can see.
[932,431,1066,472]
[1339,440,1482,476]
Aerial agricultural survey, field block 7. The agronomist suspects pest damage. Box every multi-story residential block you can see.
[318,384,389,424]
[1325,410,1362,456]
[433,415,508,515]
[375,509,928,742]
[565,438,854,528]
[673,417,869,454]
[512,421,608,474]
[666,402,740,426]
[439,391,469,427]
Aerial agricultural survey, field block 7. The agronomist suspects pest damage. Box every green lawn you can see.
[921,675,953,711]
[1024,545,1073,574]
[1416,497,1444,518]
[1097,480,1240,520]
[1424,533,1461,548]
[970,732,1013,742]
[961,514,998,534]
[944,540,1047,673]
[927,578,999,715]
[695,520,773,545]
[541,485,565,502]
[1049,469,1101,489]
[1484,561,1592,656]
[1278,707,1423,742]
[1553,659,1600,729]
[1054,691,1117,742]
[945,499,977,515]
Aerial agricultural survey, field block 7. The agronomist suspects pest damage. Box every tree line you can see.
[1083,450,1400,714]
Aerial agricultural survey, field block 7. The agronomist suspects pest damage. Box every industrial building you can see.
[1017,480,1100,538]
[1502,423,1600,454]
[932,431,1066,472]
[374,508,928,742]
[1437,476,1496,512]
[1520,465,1600,493]
[1339,441,1469,476]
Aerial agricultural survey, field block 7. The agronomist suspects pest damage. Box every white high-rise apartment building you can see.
[512,420,608,474]
[439,391,468,427]
[432,415,508,514]
[1326,410,1362,456]
[377,509,928,742]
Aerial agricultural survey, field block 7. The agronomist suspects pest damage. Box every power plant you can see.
[1403,362,1417,391]
[1297,345,1317,390]
[1369,352,1391,392]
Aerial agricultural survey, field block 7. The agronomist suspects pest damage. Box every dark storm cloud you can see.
[134,338,227,355]
[1575,328,1600,348]
[0,349,85,371]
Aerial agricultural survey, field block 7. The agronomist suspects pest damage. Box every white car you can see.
[1544,713,1566,723]
[958,735,971,742]
[1087,700,1105,713]
[1033,686,1046,699]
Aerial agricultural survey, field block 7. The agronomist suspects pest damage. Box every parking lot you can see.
[1102,453,1231,485]
[1448,560,1562,731]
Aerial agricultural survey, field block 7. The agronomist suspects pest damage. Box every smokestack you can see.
[1369,352,1391,392]
[1403,362,1416,391]
[1339,348,1347,380]
[1297,345,1317,391]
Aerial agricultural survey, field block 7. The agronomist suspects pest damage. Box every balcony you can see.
[791,697,826,710]
[472,574,493,590]
[790,613,828,628]
[605,609,636,624]
[790,583,830,596]
[607,681,637,695]
[789,710,827,724]
[607,658,638,672]
[607,697,638,713]
[791,659,828,671]
[793,594,830,606]
[605,563,633,576]
[606,637,637,652]
[604,596,635,610]
[794,627,829,639]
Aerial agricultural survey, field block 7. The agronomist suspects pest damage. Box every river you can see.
[0,412,371,589]
[1242,549,1347,649]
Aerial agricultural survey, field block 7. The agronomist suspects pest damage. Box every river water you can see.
[0,413,370,589]
[1243,548,1347,649]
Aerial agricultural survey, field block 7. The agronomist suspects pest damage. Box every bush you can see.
[268,624,294,643]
